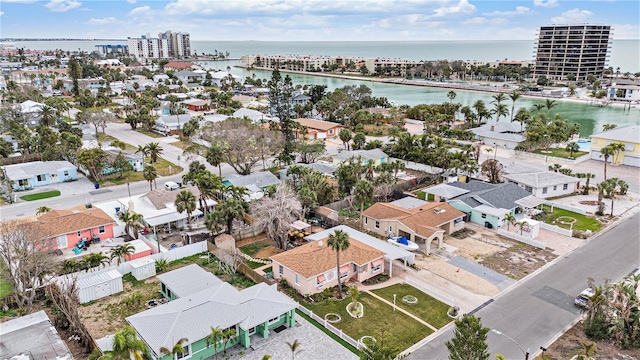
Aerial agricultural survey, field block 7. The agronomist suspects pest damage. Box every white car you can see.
[574,288,595,308]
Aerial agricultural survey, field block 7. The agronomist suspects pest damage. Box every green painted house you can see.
[127,265,297,360]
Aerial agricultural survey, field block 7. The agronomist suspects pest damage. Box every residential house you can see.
[29,207,116,251]
[271,234,385,296]
[152,74,170,83]
[295,118,344,139]
[590,125,640,167]
[361,198,466,254]
[608,80,640,102]
[279,162,337,181]
[470,122,526,150]
[440,180,535,229]
[292,91,311,106]
[333,149,389,167]
[232,108,274,123]
[223,172,281,201]
[4,160,77,190]
[502,163,579,198]
[154,114,192,135]
[0,311,72,360]
[209,71,242,87]
[127,265,297,360]
[104,149,145,173]
[163,61,193,70]
[174,70,204,84]
[182,98,209,111]
[17,100,46,126]
[183,83,205,93]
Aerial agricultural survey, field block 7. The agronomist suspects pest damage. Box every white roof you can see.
[474,204,509,217]
[77,269,122,289]
[424,183,470,198]
[590,125,640,144]
[305,225,415,265]
[144,208,203,227]
[335,149,388,161]
[128,257,156,269]
[291,220,311,230]
[515,195,546,208]
[128,239,152,255]
[503,171,578,188]
[19,100,45,113]
[156,264,222,298]
[4,161,75,180]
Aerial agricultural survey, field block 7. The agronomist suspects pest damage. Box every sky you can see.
[0,0,638,41]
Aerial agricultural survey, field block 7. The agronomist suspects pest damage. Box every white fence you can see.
[405,278,454,307]
[497,228,546,249]
[539,222,574,237]
[544,201,586,215]
[297,304,362,350]
[514,151,591,165]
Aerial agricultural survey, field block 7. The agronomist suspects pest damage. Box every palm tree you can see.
[146,142,163,163]
[583,173,595,195]
[492,103,509,122]
[447,90,457,103]
[516,220,529,235]
[110,243,135,265]
[216,198,248,234]
[508,91,521,122]
[175,189,197,230]
[36,104,57,127]
[221,328,237,355]
[143,165,157,191]
[83,251,111,271]
[327,229,350,299]
[576,341,597,360]
[353,179,374,219]
[503,213,516,230]
[206,327,224,360]
[205,144,224,177]
[194,171,222,218]
[135,144,149,160]
[286,339,303,360]
[600,145,616,180]
[349,287,360,306]
[107,326,149,360]
[532,103,545,113]
[119,211,142,239]
[602,123,617,132]
[490,92,507,121]
[513,107,530,132]
[566,142,580,159]
[35,206,52,215]
[159,338,189,359]
[544,99,558,114]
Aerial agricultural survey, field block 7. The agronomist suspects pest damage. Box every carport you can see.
[305,225,415,277]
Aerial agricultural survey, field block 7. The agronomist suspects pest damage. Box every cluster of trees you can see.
[334,156,406,205]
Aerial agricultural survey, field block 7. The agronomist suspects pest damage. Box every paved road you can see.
[407,212,640,360]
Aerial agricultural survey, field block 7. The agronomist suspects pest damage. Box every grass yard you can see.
[540,205,602,232]
[135,128,164,138]
[533,148,588,160]
[240,242,270,257]
[372,283,452,328]
[20,190,60,201]
[304,292,432,351]
[101,159,183,186]
[170,140,206,151]
[96,134,136,150]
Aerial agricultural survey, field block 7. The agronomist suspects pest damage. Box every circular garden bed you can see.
[402,295,418,304]
[324,313,341,323]
[555,216,577,225]
[346,302,364,318]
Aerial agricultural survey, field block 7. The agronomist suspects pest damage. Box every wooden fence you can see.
[0,153,42,166]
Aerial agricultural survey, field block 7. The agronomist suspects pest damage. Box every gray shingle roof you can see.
[503,171,579,188]
[224,172,281,189]
[156,264,222,298]
[4,161,75,180]
[127,271,297,355]
[590,125,640,144]
[449,180,531,210]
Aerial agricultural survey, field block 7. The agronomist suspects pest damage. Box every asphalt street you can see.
[407,212,640,360]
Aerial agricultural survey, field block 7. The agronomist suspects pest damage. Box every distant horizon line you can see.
[2,38,638,42]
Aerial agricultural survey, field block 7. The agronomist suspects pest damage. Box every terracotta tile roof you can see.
[164,61,193,69]
[30,208,115,238]
[295,118,343,131]
[270,238,385,278]
[363,202,464,232]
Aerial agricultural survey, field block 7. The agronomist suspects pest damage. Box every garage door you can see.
[622,155,640,167]
[591,150,612,162]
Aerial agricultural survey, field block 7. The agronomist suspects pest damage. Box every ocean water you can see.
[9,40,640,73]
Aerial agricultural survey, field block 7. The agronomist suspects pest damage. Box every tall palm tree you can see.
[194,171,222,218]
[447,90,457,103]
[490,92,507,120]
[532,103,545,113]
[602,123,617,132]
[544,99,558,114]
[286,339,303,360]
[492,103,509,122]
[37,104,57,127]
[106,326,149,360]
[83,252,111,271]
[216,198,248,234]
[159,338,189,359]
[135,144,149,160]
[508,91,521,122]
[119,211,142,239]
[353,179,374,219]
[35,206,52,215]
[143,165,157,191]
[503,213,516,230]
[205,144,224,177]
[175,189,197,230]
[146,142,163,163]
[110,243,135,265]
[566,142,580,159]
[206,326,224,360]
[600,145,616,181]
[583,173,595,195]
[327,229,350,299]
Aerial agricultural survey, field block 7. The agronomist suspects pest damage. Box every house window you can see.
[77,231,82,237]
[328,129,334,134]
[247,327,256,336]
[176,344,189,359]
[371,259,383,272]
[525,186,532,192]
[563,184,568,190]
[375,221,380,229]
[364,218,368,225]
[279,265,283,276]
[389,226,393,232]
[295,274,300,285]
[18,179,28,186]
[542,187,548,194]
[268,315,281,324]
[481,214,487,219]
[98,226,105,234]
[161,283,166,294]
[64,170,69,176]
[553,185,557,191]
[36,174,46,182]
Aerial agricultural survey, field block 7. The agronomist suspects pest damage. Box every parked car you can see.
[574,288,595,308]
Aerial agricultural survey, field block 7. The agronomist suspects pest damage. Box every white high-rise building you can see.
[158,30,191,58]
[127,35,170,59]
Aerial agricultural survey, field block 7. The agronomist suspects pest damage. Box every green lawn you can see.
[304,292,432,351]
[20,190,61,201]
[0,280,10,298]
[533,148,588,160]
[240,242,270,257]
[540,205,602,232]
[96,134,136,150]
[372,283,452,329]
[135,129,164,138]
[101,159,183,186]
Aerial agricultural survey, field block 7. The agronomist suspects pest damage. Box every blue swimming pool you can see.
[576,139,591,151]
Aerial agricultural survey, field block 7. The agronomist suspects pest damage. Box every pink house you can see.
[270,237,385,296]
[32,208,116,251]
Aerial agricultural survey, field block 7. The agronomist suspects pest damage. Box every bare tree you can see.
[0,220,58,313]
[201,118,283,175]
[45,278,94,352]
[217,248,242,276]
[77,110,114,138]
[250,185,302,249]
[481,159,504,184]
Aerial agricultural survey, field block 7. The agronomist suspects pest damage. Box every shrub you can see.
[584,315,609,340]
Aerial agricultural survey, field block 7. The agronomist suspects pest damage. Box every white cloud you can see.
[129,5,151,16]
[86,17,119,25]
[1,0,37,3]
[533,0,559,8]
[44,0,81,12]
[0,11,4,16]
[461,17,507,26]
[484,6,532,17]
[126,0,136,3]
[551,8,594,23]
[610,23,640,39]
[432,0,476,17]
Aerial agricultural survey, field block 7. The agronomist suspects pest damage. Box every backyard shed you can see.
[76,269,123,304]
[128,257,156,280]
[124,239,152,261]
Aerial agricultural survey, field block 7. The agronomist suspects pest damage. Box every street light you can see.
[491,329,529,360]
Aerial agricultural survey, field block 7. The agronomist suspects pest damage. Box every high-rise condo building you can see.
[159,30,191,58]
[127,30,191,59]
[533,24,612,81]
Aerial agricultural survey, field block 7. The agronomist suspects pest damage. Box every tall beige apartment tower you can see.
[533,24,612,81]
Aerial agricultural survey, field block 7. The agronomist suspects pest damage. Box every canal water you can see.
[200,60,640,137]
